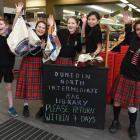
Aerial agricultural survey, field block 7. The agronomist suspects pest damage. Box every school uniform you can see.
[111,24,140,107]
[85,24,102,53]
[0,35,15,83]
[55,28,82,65]
[16,35,46,100]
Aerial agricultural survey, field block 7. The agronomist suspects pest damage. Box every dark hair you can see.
[35,20,47,39]
[35,20,47,30]
[67,16,80,24]
[0,16,8,25]
[85,11,101,37]
[133,20,140,31]
[87,11,101,20]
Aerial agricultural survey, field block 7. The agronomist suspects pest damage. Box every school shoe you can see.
[8,107,18,117]
[109,120,121,133]
[35,107,44,119]
[128,125,137,140]
[23,105,30,117]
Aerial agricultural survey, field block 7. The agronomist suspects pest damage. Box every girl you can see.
[109,12,140,140]
[81,11,102,57]
[0,17,17,117]
[15,3,48,117]
[55,16,82,65]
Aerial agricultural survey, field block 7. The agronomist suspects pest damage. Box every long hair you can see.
[35,20,48,40]
[67,16,80,33]
[133,20,140,32]
[85,11,101,37]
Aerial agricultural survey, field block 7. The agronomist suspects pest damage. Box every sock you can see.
[113,106,121,121]
[128,111,137,126]
[24,102,29,106]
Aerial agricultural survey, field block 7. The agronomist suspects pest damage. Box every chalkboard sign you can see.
[42,64,108,129]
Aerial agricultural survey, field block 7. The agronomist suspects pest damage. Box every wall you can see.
[46,0,119,14]
[0,0,4,15]
[26,0,46,7]
[4,0,26,7]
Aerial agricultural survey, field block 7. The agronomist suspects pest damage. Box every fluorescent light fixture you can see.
[37,12,45,14]
[117,3,127,8]
[136,9,140,12]
[26,8,40,10]
[63,9,75,14]
[120,0,129,4]
[128,4,137,9]
[118,14,123,17]
[87,5,113,13]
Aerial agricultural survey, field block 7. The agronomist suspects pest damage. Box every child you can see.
[0,17,18,117]
[81,11,102,57]
[109,12,140,140]
[15,3,48,118]
[55,16,82,65]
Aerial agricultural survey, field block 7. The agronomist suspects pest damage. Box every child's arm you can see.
[122,11,132,45]
[12,2,24,28]
[81,15,87,38]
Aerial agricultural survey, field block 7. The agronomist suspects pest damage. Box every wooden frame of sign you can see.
[42,64,108,129]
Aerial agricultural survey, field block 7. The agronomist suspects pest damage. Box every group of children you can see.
[0,2,139,140]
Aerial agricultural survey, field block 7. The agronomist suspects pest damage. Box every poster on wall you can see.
[42,64,108,129]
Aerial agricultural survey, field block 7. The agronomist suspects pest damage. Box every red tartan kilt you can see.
[111,74,140,108]
[16,56,42,100]
[55,57,74,65]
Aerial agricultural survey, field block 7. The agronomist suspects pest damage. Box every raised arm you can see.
[122,11,133,45]
[81,15,87,38]
[12,2,24,28]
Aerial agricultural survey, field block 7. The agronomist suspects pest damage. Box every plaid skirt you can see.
[55,57,74,65]
[16,56,42,100]
[111,74,140,107]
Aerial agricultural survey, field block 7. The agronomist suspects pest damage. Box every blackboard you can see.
[42,64,108,129]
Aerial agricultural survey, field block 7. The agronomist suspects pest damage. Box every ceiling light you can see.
[120,0,129,4]
[136,9,140,12]
[117,3,127,8]
[128,4,137,9]
[87,5,113,13]
[63,9,75,14]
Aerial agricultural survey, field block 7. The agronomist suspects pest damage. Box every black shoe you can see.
[35,107,44,119]
[128,125,137,140]
[23,105,30,117]
[109,120,121,133]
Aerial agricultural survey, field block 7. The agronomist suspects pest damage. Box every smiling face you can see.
[135,24,140,38]
[67,18,79,34]
[87,15,99,28]
[35,22,46,37]
[0,20,6,35]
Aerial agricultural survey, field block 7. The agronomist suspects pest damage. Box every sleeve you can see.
[76,34,82,53]
[125,24,133,45]
[94,28,102,44]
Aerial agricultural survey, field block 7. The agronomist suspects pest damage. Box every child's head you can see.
[35,20,47,37]
[0,17,7,34]
[133,20,140,38]
[67,16,79,34]
[87,11,101,27]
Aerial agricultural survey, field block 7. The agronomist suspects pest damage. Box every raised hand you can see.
[15,2,24,15]
[81,14,87,24]
[122,11,132,24]
[41,39,47,49]
[47,15,55,27]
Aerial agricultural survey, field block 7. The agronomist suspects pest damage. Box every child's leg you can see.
[5,83,13,108]
[6,83,18,117]
[109,101,121,133]
[23,99,30,117]
[128,107,138,139]
[113,102,121,121]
